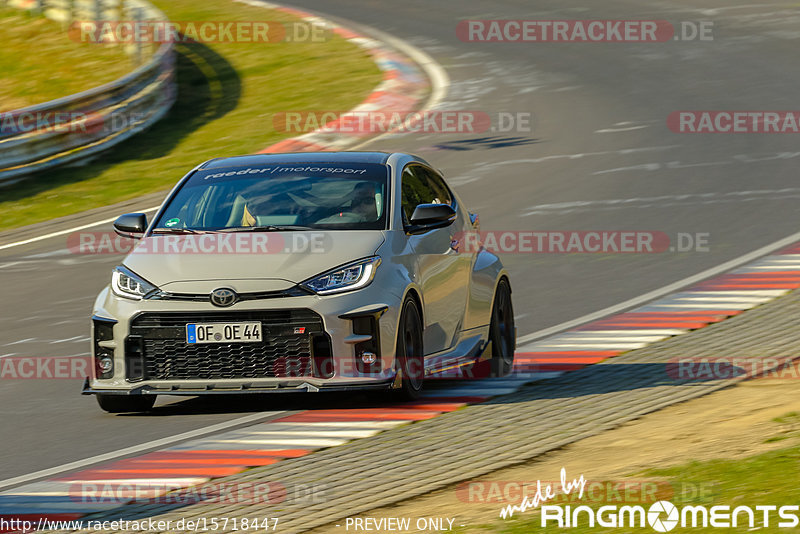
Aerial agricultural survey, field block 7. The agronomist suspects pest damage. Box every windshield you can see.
[153,163,389,231]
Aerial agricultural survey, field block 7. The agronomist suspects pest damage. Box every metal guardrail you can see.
[0,0,176,185]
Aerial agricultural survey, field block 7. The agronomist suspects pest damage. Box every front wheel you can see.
[96,394,156,413]
[489,278,515,377]
[392,297,424,400]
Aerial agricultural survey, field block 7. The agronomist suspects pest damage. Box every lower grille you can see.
[141,337,311,380]
[128,310,324,381]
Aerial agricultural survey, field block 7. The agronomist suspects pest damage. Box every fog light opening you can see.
[98,356,113,373]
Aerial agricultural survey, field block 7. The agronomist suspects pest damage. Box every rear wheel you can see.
[489,278,515,377]
[96,394,156,413]
[393,297,424,400]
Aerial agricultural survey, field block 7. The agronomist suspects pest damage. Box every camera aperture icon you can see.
[648,501,679,532]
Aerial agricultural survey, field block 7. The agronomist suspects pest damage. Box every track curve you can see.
[1,0,799,482]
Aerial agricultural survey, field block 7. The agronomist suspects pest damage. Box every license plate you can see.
[186,322,262,344]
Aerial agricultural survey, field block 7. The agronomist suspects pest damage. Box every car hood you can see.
[122,231,386,291]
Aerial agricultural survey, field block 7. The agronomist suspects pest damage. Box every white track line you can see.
[209,438,348,447]
[641,303,757,310]
[56,477,208,486]
[573,329,687,336]
[253,420,405,429]
[671,298,771,304]
[0,206,160,251]
[546,335,669,342]
[229,429,382,438]
[517,231,800,345]
[683,290,786,296]
[525,342,649,350]
[0,410,286,492]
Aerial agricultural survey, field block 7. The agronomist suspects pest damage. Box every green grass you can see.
[471,444,800,533]
[0,0,383,231]
[764,411,800,443]
[773,411,800,425]
[0,7,133,111]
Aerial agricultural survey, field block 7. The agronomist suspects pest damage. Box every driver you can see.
[349,182,378,221]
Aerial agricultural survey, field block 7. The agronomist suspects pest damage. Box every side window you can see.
[401,165,454,224]
[169,186,211,227]
[419,168,453,207]
[401,166,435,223]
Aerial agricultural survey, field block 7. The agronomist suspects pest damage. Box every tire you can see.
[96,394,156,413]
[489,278,516,378]
[392,297,424,401]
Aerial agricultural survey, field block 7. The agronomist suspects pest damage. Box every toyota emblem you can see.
[210,287,238,307]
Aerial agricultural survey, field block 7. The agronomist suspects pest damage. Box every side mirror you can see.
[410,203,456,225]
[113,213,148,239]
[408,203,456,232]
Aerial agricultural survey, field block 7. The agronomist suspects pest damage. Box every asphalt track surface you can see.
[1,0,799,481]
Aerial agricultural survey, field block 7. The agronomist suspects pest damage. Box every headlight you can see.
[302,256,381,295]
[111,266,157,300]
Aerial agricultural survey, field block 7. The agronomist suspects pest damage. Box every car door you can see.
[401,164,470,354]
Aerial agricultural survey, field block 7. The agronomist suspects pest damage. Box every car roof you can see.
[199,151,394,170]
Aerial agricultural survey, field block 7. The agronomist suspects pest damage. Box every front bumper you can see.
[82,377,395,395]
[87,282,403,394]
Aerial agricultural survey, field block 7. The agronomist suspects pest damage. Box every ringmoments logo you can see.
[539,502,800,530]
[497,468,799,531]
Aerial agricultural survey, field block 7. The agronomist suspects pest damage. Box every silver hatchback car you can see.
[84,152,515,412]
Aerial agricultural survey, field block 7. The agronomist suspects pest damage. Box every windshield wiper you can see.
[151,228,206,235]
[216,225,314,232]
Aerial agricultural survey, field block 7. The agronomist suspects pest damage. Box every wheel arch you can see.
[401,286,424,328]
[464,247,510,331]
